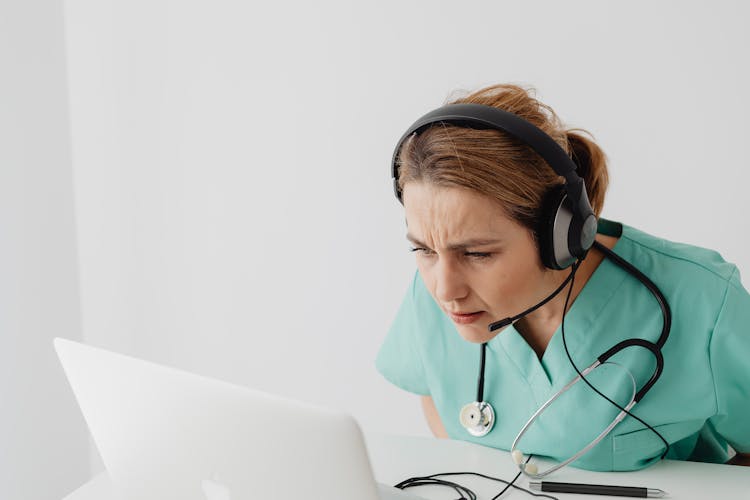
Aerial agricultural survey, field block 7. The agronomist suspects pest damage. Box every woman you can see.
[376,84,750,472]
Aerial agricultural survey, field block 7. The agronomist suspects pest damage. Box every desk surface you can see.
[63,433,749,500]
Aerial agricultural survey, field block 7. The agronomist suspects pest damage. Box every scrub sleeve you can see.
[376,271,431,396]
[708,267,750,453]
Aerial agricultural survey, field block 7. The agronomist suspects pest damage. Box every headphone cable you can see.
[394,464,560,500]
[560,254,671,458]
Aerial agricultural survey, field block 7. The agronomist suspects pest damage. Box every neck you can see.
[514,234,617,358]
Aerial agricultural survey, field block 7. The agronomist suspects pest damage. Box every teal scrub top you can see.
[376,218,750,471]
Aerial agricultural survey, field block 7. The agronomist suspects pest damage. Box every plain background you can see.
[2,1,749,498]
[1,1,89,499]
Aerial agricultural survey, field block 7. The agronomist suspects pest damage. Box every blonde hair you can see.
[396,84,609,238]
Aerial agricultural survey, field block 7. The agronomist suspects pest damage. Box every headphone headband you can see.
[390,103,592,222]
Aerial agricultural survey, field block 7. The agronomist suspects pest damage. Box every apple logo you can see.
[201,473,232,500]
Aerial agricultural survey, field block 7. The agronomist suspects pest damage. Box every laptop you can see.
[54,338,423,500]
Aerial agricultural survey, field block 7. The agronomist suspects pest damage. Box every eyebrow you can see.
[406,233,503,251]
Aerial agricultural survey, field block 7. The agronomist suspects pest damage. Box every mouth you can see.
[447,311,484,325]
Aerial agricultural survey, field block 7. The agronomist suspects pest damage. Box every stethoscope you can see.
[459,241,672,478]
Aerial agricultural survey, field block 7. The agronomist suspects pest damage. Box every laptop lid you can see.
[54,338,387,500]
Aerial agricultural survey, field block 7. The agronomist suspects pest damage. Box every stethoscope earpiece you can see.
[459,401,495,437]
[523,462,538,476]
[512,450,539,476]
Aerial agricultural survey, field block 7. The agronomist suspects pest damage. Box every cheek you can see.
[483,254,545,302]
[414,260,436,294]
[414,252,545,307]
[414,259,429,281]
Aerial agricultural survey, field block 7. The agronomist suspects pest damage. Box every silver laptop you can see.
[54,338,422,500]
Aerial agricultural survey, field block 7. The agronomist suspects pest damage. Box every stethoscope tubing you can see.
[462,240,674,474]
[510,360,638,478]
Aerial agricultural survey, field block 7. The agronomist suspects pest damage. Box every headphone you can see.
[391,103,599,270]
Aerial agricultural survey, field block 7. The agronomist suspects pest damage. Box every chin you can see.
[456,324,493,344]
[456,321,511,344]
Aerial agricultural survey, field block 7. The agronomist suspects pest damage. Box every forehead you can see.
[402,183,516,239]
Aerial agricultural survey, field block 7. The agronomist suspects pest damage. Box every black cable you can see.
[444,470,559,499]
[489,454,532,500]
[489,267,577,332]
[395,476,475,499]
[560,253,671,459]
[477,342,487,402]
[592,241,671,349]
[395,468,560,500]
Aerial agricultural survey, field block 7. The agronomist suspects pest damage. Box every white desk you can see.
[63,433,749,499]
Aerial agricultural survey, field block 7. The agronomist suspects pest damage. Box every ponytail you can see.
[566,129,609,217]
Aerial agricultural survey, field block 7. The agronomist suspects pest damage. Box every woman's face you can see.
[403,182,560,344]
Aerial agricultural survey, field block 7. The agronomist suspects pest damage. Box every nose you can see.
[434,256,469,305]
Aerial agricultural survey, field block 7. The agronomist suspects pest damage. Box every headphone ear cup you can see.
[536,185,576,270]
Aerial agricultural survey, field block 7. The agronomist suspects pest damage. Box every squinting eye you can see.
[409,248,491,260]
[465,252,492,260]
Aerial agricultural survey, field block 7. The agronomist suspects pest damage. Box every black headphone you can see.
[391,103,599,270]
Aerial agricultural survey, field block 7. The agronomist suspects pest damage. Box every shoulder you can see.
[598,218,745,338]
[611,219,739,291]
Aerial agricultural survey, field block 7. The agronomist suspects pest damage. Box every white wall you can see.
[0,1,90,499]
[62,0,749,479]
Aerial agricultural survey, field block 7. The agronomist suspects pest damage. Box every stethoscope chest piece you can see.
[459,401,495,437]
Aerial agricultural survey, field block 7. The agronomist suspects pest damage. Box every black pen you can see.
[529,480,666,498]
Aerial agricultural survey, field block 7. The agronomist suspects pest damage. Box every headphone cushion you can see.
[536,184,573,270]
